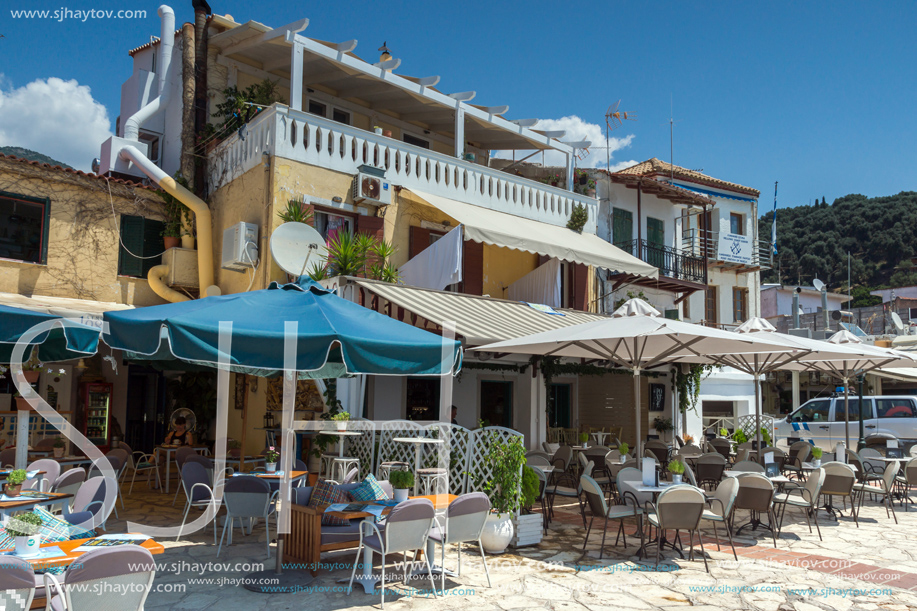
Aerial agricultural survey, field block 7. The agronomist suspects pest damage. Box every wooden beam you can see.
[447,91,476,103]
[477,105,509,116]
[511,119,539,127]
[417,76,440,87]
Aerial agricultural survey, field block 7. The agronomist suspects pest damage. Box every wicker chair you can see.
[645,485,709,571]
[580,474,643,558]
[775,467,825,540]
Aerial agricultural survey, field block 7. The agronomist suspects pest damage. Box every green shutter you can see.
[612,208,633,251]
[141,219,165,277]
[118,215,146,277]
[647,217,665,246]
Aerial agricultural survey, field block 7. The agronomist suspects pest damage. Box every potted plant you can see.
[6,512,43,557]
[374,125,383,135]
[4,469,28,496]
[811,446,823,467]
[586,179,596,197]
[579,432,589,449]
[382,129,393,138]
[481,431,525,554]
[331,411,350,431]
[264,446,280,473]
[389,469,413,503]
[52,437,65,458]
[618,442,629,460]
[732,429,748,445]
[719,427,729,438]
[684,434,695,445]
[667,459,685,485]
[653,417,674,442]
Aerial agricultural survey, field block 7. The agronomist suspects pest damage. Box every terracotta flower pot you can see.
[14,397,33,412]
[53,447,64,458]
[4,483,22,496]
[163,236,181,250]
[22,371,39,384]
[382,130,393,138]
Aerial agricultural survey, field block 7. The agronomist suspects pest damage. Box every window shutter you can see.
[573,263,589,311]
[356,214,384,241]
[409,225,432,259]
[462,240,484,295]
[118,215,146,277]
[141,219,165,277]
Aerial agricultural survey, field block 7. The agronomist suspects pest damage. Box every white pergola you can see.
[207,15,588,186]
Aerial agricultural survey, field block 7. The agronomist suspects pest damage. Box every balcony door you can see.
[612,208,633,255]
[647,217,665,269]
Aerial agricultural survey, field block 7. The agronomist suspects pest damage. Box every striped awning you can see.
[350,278,607,347]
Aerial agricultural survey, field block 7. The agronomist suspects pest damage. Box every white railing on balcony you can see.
[681,228,772,271]
[208,105,597,232]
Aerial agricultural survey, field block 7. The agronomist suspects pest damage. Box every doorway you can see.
[550,383,572,428]
[125,367,165,453]
[480,381,513,428]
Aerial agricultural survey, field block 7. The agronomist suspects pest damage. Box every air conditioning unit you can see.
[352,164,391,205]
[221,222,259,272]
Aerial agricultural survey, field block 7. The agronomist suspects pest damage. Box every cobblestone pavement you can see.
[106,482,917,611]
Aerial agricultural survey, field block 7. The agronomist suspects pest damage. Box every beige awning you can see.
[406,189,659,279]
[350,278,607,347]
[0,292,133,327]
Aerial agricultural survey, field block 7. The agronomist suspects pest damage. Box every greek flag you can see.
[771,181,778,255]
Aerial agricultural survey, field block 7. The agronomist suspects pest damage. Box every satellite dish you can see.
[270,222,328,278]
[813,278,825,292]
[892,311,905,332]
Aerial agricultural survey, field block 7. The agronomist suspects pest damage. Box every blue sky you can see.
[1,0,915,210]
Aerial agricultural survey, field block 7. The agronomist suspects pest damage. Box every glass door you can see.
[480,381,513,428]
[550,384,571,428]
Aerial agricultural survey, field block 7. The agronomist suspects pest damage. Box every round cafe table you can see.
[393,437,444,496]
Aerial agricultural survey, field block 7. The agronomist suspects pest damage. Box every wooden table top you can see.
[325,493,457,520]
[0,492,70,510]
[3,535,164,570]
[243,470,309,480]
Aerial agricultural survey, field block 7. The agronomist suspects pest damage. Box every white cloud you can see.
[0,76,112,171]
[493,115,635,169]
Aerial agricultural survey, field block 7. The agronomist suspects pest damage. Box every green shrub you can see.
[667,460,685,475]
[389,469,414,490]
[618,442,629,455]
[811,447,823,459]
[6,469,27,486]
[6,512,42,537]
[521,466,539,509]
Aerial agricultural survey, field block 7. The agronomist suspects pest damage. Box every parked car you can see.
[775,395,917,452]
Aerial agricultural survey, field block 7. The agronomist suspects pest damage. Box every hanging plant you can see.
[566,203,589,233]
[675,364,717,414]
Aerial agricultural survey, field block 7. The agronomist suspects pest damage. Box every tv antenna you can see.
[604,100,637,168]
[270,222,329,279]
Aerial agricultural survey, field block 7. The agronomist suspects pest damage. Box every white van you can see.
[775,395,917,451]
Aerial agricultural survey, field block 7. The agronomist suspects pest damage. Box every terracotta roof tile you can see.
[128,29,181,56]
[616,157,759,197]
[0,153,157,190]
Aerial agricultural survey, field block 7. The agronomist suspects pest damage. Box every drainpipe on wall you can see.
[110,5,217,301]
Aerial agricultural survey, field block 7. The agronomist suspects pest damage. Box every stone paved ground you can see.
[106,481,917,611]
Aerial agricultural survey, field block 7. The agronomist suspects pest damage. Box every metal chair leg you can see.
[478,541,492,587]
[697,529,709,573]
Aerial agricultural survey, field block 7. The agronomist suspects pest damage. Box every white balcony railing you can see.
[681,228,772,271]
[208,105,597,232]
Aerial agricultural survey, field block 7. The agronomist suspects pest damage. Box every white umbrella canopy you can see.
[672,317,908,451]
[473,300,803,454]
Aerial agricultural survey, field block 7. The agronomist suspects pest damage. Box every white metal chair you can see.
[218,475,278,557]
[428,492,492,591]
[50,467,86,514]
[347,497,437,608]
[0,555,35,610]
[176,461,219,545]
[128,447,162,494]
[25,458,60,493]
[42,545,155,611]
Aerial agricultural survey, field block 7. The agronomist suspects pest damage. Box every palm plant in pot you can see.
[6,512,43,557]
[264,446,280,473]
[811,446,823,467]
[53,437,65,458]
[667,459,685,485]
[389,469,413,503]
[481,432,524,554]
[4,469,27,496]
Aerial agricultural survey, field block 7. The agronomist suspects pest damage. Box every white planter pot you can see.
[374,128,383,135]
[53,448,64,458]
[510,513,544,548]
[813,459,821,467]
[266,463,277,473]
[14,534,40,557]
[393,488,409,503]
[336,423,347,432]
[308,454,322,473]
[671,474,683,485]
[481,512,514,554]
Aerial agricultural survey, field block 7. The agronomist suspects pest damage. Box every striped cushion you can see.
[349,474,389,502]
[308,480,351,526]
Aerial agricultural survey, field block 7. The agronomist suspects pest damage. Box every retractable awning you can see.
[350,277,607,346]
[406,189,659,279]
[0,292,133,328]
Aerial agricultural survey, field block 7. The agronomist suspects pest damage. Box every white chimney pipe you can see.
[123,5,174,140]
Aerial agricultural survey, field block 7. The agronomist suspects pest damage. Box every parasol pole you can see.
[754,354,761,456]
[843,364,851,451]
[239,374,248,472]
[634,366,642,457]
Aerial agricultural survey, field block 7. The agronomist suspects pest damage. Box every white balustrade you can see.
[208,105,597,232]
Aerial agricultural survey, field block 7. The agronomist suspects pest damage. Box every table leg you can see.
[165,450,172,494]
[413,445,422,496]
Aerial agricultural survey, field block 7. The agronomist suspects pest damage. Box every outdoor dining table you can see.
[237,470,310,485]
[4,534,164,610]
[0,491,73,519]
[616,480,683,558]
[225,455,266,472]
[154,445,209,494]
[393,437,445,495]
[325,493,457,593]
[53,456,94,470]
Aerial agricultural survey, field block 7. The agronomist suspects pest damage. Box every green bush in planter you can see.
[389,469,414,490]
[667,460,685,475]
[520,466,539,509]
[578,432,589,444]
[482,432,525,515]
[618,442,629,456]
[6,512,42,537]
[811,447,823,459]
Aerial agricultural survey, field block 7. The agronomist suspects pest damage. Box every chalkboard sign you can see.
[649,383,665,412]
